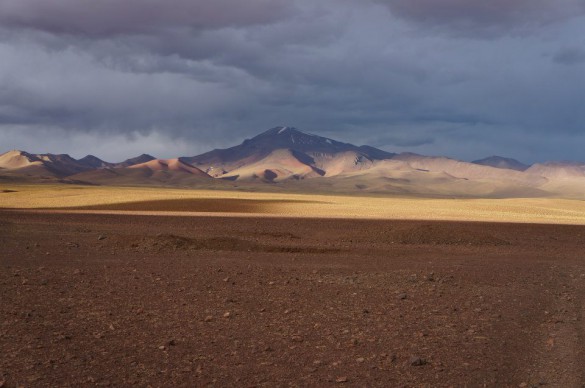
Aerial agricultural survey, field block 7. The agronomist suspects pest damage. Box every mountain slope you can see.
[220,149,325,182]
[116,154,157,168]
[0,150,90,176]
[185,126,395,177]
[129,158,211,178]
[472,156,530,171]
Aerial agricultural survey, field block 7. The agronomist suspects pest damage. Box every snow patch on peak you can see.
[278,126,289,134]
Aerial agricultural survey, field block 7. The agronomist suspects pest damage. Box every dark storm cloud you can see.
[0,0,291,36]
[1,0,585,162]
[378,0,585,35]
[553,47,585,65]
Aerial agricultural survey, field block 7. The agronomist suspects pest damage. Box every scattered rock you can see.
[158,345,166,350]
[356,357,365,363]
[336,377,348,383]
[98,235,107,241]
[223,312,231,318]
[204,315,213,322]
[399,293,408,300]
[409,356,427,366]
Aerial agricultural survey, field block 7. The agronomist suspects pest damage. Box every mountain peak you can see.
[185,126,396,179]
[116,154,156,168]
[78,154,109,168]
[0,150,41,169]
[259,126,301,135]
[2,149,34,158]
[243,126,349,152]
[472,155,529,171]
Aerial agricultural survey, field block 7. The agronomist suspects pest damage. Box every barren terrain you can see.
[3,185,585,225]
[1,186,585,386]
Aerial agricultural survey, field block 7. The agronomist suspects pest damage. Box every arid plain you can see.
[2,184,585,387]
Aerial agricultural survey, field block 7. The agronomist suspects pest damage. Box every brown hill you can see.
[220,149,324,182]
[129,158,211,177]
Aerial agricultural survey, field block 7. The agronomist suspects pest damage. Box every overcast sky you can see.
[1,0,584,163]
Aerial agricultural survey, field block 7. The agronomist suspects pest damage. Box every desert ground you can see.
[1,185,585,387]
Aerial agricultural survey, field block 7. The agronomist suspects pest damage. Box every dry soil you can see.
[1,211,585,387]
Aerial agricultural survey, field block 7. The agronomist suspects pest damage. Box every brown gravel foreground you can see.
[1,211,585,387]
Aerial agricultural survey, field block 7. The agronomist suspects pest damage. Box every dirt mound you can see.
[391,224,510,246]
[128,234,257,253]
[70,198,318,213]
[126,233,336,254]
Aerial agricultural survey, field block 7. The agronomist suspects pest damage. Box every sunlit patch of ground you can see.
[2,184,585,225]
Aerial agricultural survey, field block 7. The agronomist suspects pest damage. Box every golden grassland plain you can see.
[2,184,585,225]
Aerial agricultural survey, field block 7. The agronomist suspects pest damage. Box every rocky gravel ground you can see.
[1,212,584,387]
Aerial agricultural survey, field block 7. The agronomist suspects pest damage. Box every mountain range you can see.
[2,126,585,198]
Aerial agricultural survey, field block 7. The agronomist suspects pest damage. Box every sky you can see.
[1,0,585,163]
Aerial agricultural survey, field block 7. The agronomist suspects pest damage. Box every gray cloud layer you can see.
[0,0,291,35]
[1,0,584,163]
[379,0,585,35]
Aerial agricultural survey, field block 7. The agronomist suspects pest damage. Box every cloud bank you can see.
[1,0,584,163]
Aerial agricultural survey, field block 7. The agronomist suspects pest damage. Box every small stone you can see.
[223,312,231,318]
[204,315,213,322]
[158,345,166,350]
[356,357,365,363]
[336,377,348,383]
[98,235,107,241]
[399,293,408,300]
[409,356,427,366]
[291,335,303,342]
[167,339,177,346]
